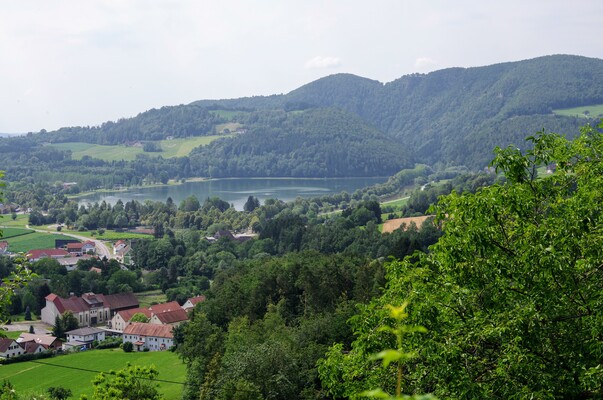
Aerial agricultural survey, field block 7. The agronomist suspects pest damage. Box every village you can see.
[1,290,205,358]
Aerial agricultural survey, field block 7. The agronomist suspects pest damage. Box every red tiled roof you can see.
[27,249,69,260]
[24,342,44,354]
[124,322,173,339]
[153,308,188,324]
[117,307,153,322]
[149,301,181,314]
[0,241,8,250]
[67,243,83,250]
[187,296,206,306]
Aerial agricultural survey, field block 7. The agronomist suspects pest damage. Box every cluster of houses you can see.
[24,291,206,354]
[26,240,96,265]
[0,333,62,359]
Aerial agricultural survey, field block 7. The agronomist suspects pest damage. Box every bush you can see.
[95,338,122,350]
[122,341,133,352]
[143,347,150,352]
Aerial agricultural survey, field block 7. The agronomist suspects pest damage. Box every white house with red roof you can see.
[182,295,206,311]
[110,301,189,332]
[0,241,8,255]
[123,322,174,351]
[0,338,24,358]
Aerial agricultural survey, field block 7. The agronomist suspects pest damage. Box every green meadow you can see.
[49,135,231,162]
[553,104,603,118]
[4,232,76,253]
[0,349,186,399]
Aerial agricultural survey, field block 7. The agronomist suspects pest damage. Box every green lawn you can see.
[49,135,230,161]
[209,109,249,119]
[0,349,186,399]
[0,214,29,228]
[4,232,76,253]
[0,227,34,239]
[553,104,603,118]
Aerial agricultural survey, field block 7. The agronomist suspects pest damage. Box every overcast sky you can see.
[1,0,602,133]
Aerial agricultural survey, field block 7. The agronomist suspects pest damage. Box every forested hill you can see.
[194,54,603,167]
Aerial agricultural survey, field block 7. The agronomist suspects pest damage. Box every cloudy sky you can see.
[1,0,602,133]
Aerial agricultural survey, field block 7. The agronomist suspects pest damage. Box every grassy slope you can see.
[0,349,186,399]
[553,104,603,118]
[0,214,29,228]
[136,290,168,308]
[49,135,231,161]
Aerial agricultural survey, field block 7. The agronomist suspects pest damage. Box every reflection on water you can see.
[77,177,386,210]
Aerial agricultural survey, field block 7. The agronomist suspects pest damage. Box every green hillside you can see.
[553,103,603,118]
[0,349,185,399]
[49,135,230,161]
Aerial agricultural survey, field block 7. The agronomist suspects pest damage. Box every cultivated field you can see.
[381,215,434,233]
[0,227,34,239]
[136,289,168,308]
[553,104,603,118]
[3,231,76,253]
[0,214,29,227]
[49,135,231,161]
[0,349,186,399]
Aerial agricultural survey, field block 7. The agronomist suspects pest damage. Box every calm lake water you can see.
[77,177,387,210]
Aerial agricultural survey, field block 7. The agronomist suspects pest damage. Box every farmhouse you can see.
[57,255,94,271]
[123,322,174,351]
[149,308,188,326]
[0,338,24,358]
[41,292,139,327]
[110,301,189,331]
[182,295,206,311]
[26,249,69,262]
[66,241,96,256]
[17,333,62,350]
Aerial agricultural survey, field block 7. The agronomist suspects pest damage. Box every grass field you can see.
[59,228,153,241]
[136,290,168,308]
[209,109,248,119]
[0,227,34,239]
[553,104,603,118]
[0,349,186,399]
[48,135,231,162]
[0,214,29,228]
[4,232,76,253]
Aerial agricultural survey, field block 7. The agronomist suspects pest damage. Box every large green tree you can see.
[320,123,603,398]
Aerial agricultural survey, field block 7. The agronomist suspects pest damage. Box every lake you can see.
[76,177,387,210]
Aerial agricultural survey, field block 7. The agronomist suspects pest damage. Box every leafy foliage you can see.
[320,122,603,398]
[86,363,162,400]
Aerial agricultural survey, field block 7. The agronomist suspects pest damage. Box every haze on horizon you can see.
[1,0,602,134]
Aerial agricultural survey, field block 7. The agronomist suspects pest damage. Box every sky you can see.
[1,0,603,133]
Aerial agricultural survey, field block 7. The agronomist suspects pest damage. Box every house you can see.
[22,341,46,355]
[57,255,93,271]
[17,333,62,350]
[26,249,69,262]
[123,323,173,351]
[41,292,139,327]
[0,338,24,358]
[115,245,131,264]
[109,301,189,332]
[0,241,8,255]
[182,295,206,311]
[63,327,106,350]
[110,308,153,332]
[114,240,127,254]
[66,241,95,256]
[149,308,188,326]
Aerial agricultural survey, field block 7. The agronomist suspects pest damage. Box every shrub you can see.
[122,341,133,353]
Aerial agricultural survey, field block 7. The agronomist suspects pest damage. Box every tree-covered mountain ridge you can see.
[13,54,603,181]
[193,54,603,167]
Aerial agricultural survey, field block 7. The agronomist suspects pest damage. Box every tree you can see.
[130,312,150,323]
[88,363,162,400]
[243,196,260,212]
[24,306,31,321]
[28,325,34,334]
[47,386,72,400]
[53,311,79,339]
[320,124,603,398]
